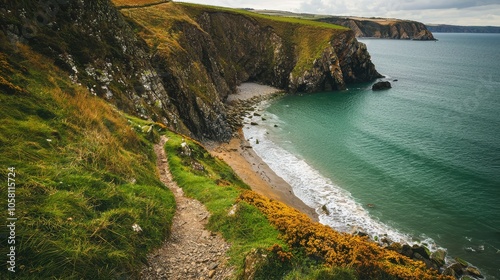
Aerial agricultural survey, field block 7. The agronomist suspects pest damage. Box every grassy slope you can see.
[179,2,348,77]
[0,36,175,279]
[120,2,348,79]
[0,3,449,279]
[164,131,451,280]
[163,131,357,279]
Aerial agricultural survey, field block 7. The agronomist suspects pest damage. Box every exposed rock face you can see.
[318,17,436,40]
[427,24,500,33]
[0,0,188,133]
[290,31,381,92]
[372,81,392,90]
[1,1,380,141]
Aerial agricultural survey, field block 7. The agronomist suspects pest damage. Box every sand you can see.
[209,83,318,221]
[225,83,284,103]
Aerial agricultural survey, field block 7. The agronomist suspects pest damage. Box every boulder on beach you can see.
[372,81,392,91]
[430,249,447,267]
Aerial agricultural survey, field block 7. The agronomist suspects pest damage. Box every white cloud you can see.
[175,0,500,26]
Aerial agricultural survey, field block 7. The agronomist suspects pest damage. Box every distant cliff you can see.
[318,17,435,40]
[0,1,380,141]
[426,24,500,33]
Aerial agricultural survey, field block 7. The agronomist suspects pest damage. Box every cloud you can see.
[175,0,500,26]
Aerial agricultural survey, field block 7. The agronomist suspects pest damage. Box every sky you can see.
[176,0,500,26]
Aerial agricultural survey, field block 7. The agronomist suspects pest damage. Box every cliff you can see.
[426,24,500,33]
[318,16,436,40]
[0,1,379,142]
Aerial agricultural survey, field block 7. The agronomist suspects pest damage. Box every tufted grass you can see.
[0,35,175,279]
[177,2,348,77]
[163,131,286,272]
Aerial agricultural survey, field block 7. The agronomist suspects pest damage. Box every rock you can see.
[412,245,430,259]
[400,244,413,258]
[455,257,469,267]
[318,17,435,40]
[372,81,392,91]
[208,270,216,278]
[242,249,268,280]
[465,266,483,278]
[355,231,368,238]
[250,122,258,126]
[448,262,465,276]
[208,262,219,270]
[387,242,402,252]
[414,252,437,270]
[381,237,392,245]
[274,124,279,127]
[442,266,457,277]
[321,205,330,215]
[430,249,447,267]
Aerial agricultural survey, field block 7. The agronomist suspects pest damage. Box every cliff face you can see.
[426,24,500,33]
[319,17,435,40]
[290,31,380,92]
[129,4,380,140]
[0,1,380,141]
[0,0,189,134]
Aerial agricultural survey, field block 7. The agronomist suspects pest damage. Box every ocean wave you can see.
[243,109,439,249]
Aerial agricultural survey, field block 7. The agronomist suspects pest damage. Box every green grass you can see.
[177,2,348,77]
[178,2,347,30]
[0,35,175,279]
[163,131,359,279]
[163,131,286,270]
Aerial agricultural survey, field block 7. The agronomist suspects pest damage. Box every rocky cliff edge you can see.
[0,1,380,141]
[318,17,435,40]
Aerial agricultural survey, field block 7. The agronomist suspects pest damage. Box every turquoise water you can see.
[244,33,500,278]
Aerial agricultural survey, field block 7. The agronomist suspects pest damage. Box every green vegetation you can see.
[163,131,361,279]
[163,131,285,270]
[0,2,444,279]
[177,2,348,76]
[0,36,175,279]
[120,1,348,89]
[179,2,347,30]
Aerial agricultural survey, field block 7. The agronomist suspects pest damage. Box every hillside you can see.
[317,16,435,40]
[252,10,435,40]
[0,32,175,278]
[426,24,500,33]
[0,0,463,279]
[1,0,380,142]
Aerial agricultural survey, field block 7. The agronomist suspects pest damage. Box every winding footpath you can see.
[141,136,233,280]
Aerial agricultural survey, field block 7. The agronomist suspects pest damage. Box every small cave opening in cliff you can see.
[297,84,307,93]
[321,74,336,92]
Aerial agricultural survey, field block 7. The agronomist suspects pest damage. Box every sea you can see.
[243,33,500,278]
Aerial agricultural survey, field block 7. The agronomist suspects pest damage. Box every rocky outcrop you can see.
[427,24,500,33]
[131,4,380,140]
[318,17,436,40]
[372,81,392,90]
[0,1,380,141]
[289,31,381,92]
[0,0,189,134]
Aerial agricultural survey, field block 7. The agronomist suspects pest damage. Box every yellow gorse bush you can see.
[240,191,453,279]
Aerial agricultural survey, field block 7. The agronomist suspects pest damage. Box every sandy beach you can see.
[209,83,318,221]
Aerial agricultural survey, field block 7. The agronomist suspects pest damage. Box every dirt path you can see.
[141,136,233,280]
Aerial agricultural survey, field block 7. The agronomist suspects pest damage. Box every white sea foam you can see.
[243,102,439,249]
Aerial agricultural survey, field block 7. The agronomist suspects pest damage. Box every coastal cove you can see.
[242,33,500,278]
